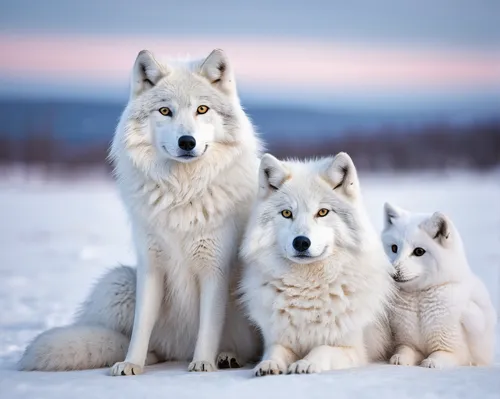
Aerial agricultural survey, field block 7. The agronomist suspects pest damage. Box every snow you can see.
[0,171,499,399]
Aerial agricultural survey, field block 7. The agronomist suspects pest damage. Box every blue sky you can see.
[2,0,499,48]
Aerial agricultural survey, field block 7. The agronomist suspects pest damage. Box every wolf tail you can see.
[18,325,130,371]
[19,265,139,371]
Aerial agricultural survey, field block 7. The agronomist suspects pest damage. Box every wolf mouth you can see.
[175,145,209,161]
[291,247,328,263]
[178,154,197,159]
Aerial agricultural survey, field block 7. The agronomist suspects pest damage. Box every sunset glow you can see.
[2,34,500,95]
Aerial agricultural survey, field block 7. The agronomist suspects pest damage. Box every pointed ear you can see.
[259,153,289,197]
[130,50,168,99]
[383,202,408,228]
[323,152,359,199]
[420,212,452,246]
[199,49,236,96]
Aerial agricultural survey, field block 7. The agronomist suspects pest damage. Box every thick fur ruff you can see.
[382,204,497,368]
[239,153,395,376]
[19,49,262,373]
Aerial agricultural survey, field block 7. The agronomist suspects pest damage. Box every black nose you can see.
[178,135,196,151]
[293,236,311,252]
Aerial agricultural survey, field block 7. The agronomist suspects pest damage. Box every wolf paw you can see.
[217,352,242,369]
[254,360,286,377]
[110,361,143,376]
[390,354,414,366]
[420,358,439,368]
[287,360,320,374]
[188,360,216,372]
[420,357,453,369]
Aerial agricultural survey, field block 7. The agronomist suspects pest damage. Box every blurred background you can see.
[0,0,499,175]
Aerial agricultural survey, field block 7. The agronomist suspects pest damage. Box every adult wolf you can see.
[19,49,262,375]
[240,153,394,376]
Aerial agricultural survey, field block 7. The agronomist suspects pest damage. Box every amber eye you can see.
[413,247,426,257]
[159,107,171,116]
[317,208,329,217]
[197,105,209,114]
[391,244,398,254]
[281,209,292,219]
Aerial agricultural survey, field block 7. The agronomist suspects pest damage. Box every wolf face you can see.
[113,49,249,172]
[242,152,364,267]
[381,203,466,290]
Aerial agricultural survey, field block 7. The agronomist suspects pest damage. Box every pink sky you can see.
[1,34,500,94]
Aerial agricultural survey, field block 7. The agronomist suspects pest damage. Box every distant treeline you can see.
[269,121,500,171]
[0,121,499,173]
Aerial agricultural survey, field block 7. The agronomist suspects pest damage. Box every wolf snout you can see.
[392,268,414,283]
[292,236,311,252]
[178,135,196,151]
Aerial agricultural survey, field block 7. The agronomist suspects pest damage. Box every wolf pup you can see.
[382,203,497,368]
[239,152,394,376]
[19,49,262,374]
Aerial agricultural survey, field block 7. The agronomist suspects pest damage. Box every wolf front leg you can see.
[390,344,424,366]
[188,271,228,372]
[254,344,298,376]
[111,246,164,376]
[289,332,367,374]
[420,350,461,369]
[288,344,367,374]
[188,231,234,372]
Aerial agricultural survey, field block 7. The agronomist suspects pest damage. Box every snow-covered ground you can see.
[0,171,499,399]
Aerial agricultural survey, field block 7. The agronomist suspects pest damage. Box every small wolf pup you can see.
[19,49,262,374]
[240,152,394,376]
[382,203,496,368]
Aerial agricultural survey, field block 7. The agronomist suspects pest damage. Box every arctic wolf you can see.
[239,152,394,376]
[382,203,496,368]
[19,49,262,374]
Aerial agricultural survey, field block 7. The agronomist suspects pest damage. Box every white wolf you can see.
[19,49,262,374]
[382,203,496,368]
[239,152,394,376]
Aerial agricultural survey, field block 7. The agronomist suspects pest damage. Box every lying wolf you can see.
[240,152,394,376]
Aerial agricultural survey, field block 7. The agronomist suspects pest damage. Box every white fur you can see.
[240,153,395,376]
[19,49,262,374]
[382,203,497,368]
